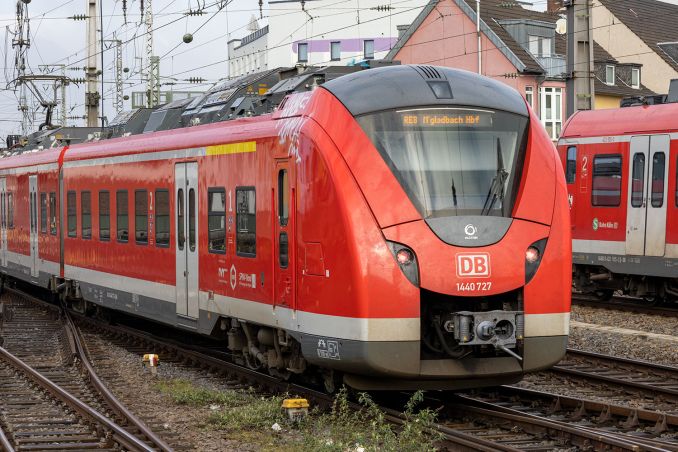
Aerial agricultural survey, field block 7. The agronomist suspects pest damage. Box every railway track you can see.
[5,285,677,451]
[572,294,678,317]
[0,288,173,451]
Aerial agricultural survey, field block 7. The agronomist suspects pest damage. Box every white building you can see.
[227,1,424,78]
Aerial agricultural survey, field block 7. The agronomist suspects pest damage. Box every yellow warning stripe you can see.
[206,141,256,156]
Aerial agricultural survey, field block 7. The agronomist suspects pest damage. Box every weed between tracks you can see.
[155,379,441,451]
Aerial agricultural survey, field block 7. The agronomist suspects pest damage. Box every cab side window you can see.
[565,146,576,184]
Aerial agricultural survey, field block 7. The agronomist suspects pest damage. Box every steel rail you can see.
[0,424,15,452]
[0,344,153,452]
[566,348,678,373]
[455,395,671,452]
[572,294,678,317]
[66,313,174,452]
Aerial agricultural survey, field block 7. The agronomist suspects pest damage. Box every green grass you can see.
[155,379,441,451]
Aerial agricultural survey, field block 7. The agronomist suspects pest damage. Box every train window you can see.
[236,187,256,257]
[99,191,110,241]
[155,189,169,247]
[1,193,4,228]
[116,190,129,242]
[651,152,665,208]
[67,191,77,238]
[135,190,148,244]
[177,189,185,251]
[81,191,92,239]
[565,146,577,184]
[188,188,196,252]
[278,170,289,226]
[208,188,226,253]
[49,192,56,235]
[591,154,622,207]
[631,153,645,208]
[40,193,47,233]
[29,193,34,232]
[7,192,12,229]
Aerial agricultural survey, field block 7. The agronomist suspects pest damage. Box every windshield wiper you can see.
[481,138,508,216]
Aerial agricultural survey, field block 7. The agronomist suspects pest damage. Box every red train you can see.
[0,65,571,390]
[558,103,678,303]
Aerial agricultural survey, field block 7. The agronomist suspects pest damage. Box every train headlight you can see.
[386,241,419,286]
[396,248,414,265]
[525,246,540,264]
[525,238,548,284]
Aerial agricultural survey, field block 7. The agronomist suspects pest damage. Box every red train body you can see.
[558,103,678,303]
[0,66,571,390]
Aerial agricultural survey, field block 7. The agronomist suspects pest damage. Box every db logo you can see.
[456,253,491,278]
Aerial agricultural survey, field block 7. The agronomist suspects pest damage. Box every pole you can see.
[99,0,105,128]
[565,0,594,118]
[476,0,481,75]
[85,0,100,127]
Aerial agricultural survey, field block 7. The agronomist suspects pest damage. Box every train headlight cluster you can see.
[386,241,419,286]
[525,246,540,264]
[525,238,548,283]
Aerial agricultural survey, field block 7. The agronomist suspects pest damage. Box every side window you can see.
[8,192,13,229]
[565,146,576,184]
[67,191,77,237]
[81,191,92,239]
[630,153,645,208]
[278,170,289,226]
[188,188,196,252]
[591,154,622,207]
[236,187,256,257]
[135,190,148,244]
[177,189,185,251]
[155,189,170,247]
[49,192,56,235]
[40,193,47,233]
[117,190,128,242]
[208,188,226,253]
[651,152,665,208]
[99,191,110,241]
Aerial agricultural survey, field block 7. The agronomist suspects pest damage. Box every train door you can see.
[29,175,39,277]
[626,136,649,255]
[645,135,669,256]
[273,161,296,310]
[625,135,669,256]
[175,162,199,319]
[0,178,6,267]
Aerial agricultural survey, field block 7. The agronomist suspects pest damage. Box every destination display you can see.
[401,110,493,128]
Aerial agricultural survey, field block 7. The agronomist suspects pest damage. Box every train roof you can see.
[322,65,529,117]
[561,102,678,139]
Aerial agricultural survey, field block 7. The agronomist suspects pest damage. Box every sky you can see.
[0,0,257,142]
[1,0,678,142]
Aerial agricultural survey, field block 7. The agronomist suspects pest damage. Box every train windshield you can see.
[357,107,528,218]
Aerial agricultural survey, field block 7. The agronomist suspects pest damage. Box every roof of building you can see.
[386,0,565,75]
[592,42,655,97]
[598,0,678,72]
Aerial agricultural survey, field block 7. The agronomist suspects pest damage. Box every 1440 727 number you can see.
[456,282,492,291]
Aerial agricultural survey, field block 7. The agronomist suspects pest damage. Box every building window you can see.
[605,65,615,85]
[40,193,47,233]
[525,86,534,108]
[155,189,169,247]
[528,35,551,57]
[566,146,577,184]
[298,43,308,62]
[331,41,341,61]
[49,192,56,235]
[67,191,77,238]
[631,68,640,89]
[364,39,374,59]
[540,87,562,140]
[592,154,622,207]
[208,188,226,253]
[99,191,110,241]
[135,190,148,244]
[236,187,256,257]
[117,190,128,242]
[81,191,91,239]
